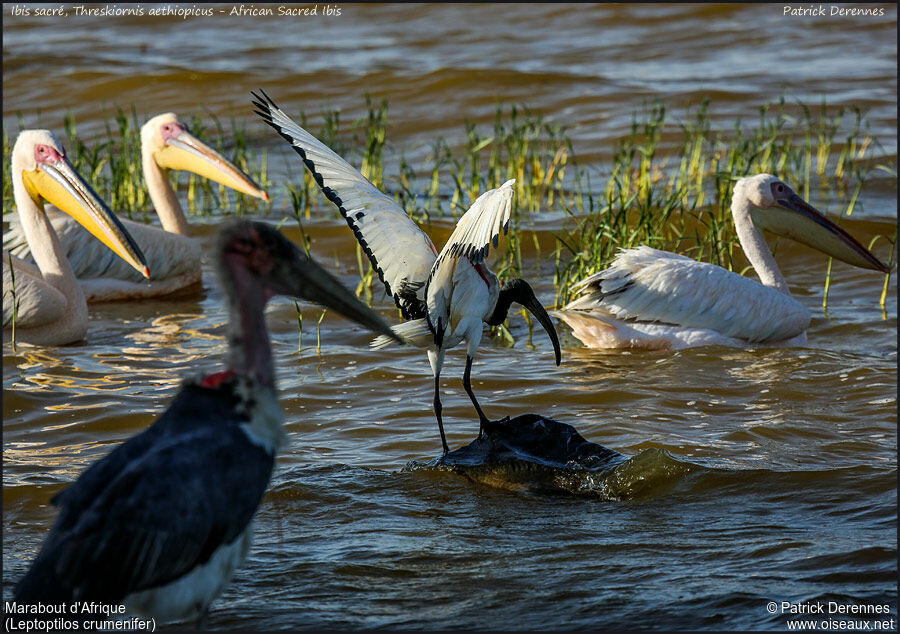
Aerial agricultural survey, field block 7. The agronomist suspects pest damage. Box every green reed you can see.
[3,96,892,315]
[4,106,271,221]
[422,103,579,218]
[552,96,893,308]
[2,128,12,214]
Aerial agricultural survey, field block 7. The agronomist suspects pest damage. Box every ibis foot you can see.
[436,413,624,473]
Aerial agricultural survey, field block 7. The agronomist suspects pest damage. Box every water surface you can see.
[3,4,897,631]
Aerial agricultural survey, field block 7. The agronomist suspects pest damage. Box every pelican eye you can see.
[35,144,63,163]
[161,122,185,139]
[770,182,789,199]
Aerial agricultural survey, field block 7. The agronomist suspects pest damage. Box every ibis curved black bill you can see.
[522,293,562,366]
[492,278,562,366]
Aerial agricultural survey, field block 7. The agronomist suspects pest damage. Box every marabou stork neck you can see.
[556,174,890,350]
[13,220,399,624]
[253,91,561,455]
[3,113,269,302]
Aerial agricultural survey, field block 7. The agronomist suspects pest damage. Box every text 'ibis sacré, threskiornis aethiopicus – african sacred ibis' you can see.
[252,90,561,454]
[13,220,400,626]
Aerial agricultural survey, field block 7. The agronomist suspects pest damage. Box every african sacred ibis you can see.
[3,129,150,346]
[252,91,561,454]
[4,113,269,301]
[13,220,399,624]
[556,174,890,350]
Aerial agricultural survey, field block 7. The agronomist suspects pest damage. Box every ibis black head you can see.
[488,278,562,366]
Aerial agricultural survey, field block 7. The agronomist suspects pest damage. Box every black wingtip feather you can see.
[250,89,429,320]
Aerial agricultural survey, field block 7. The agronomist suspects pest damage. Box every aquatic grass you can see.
[2,96,893,314]
[552,96,894,307]
[294,301,303,353]
[4,106,272,222]
[876,228,896,314]
[2,128,13,215]
[103,106,149,219]
[425,103,580,220]
[358,94,387,189]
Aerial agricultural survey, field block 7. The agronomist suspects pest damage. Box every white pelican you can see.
[4,113,268,301]
[253,91,561,454]
[3,130,150,346]
[13,220,399,625]
[555,174,890,350]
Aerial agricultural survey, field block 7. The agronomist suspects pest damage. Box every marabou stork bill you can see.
[4,113,269,301]
[555,174,890,350]
[13,220,400,624]
[3,129,150,346]
[252,90,561,454]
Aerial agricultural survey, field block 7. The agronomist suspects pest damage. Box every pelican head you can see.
[142,113,269,202]
[13,129,150,277]
[737,173,889,273]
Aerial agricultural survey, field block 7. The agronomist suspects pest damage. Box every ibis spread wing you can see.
[252,90,437,319]
[564,246,811,343]
[436,179,515,267]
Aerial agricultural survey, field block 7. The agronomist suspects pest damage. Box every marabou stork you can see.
[252,91,561,454]
[13,220,400,624]
[555,174,890,350]
[4,113,269,301]
[3,129,150,346]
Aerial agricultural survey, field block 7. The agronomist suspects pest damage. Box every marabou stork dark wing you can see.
[252,90,437,319]
[14,382,274,604]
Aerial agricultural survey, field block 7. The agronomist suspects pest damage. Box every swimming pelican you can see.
[555,174,890,350]
[253,91,560,454]
[4,113,268,301]
[3,130,150,346]
[13,220,399,624]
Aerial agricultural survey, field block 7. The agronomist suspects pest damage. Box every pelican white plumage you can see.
[13,220,399,625]
[555,174,890,350]
[3,130,150,346]
[4,113,268,301]
[253,91,561,454]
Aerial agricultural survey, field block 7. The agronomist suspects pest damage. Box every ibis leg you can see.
[434,372,449,454]
[463,355,490,434]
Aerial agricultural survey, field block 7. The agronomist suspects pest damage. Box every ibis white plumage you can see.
[4,113,269,301]
[3,130,150,346]
[13,220,399,624]
[253,90,561,454]
[555,174,890,350]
